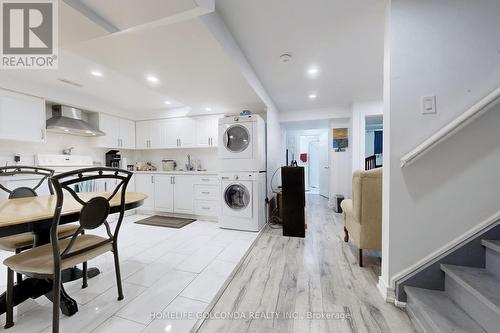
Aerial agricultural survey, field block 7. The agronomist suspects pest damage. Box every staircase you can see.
[406,240,500,333]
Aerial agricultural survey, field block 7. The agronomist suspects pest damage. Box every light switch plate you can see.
[421,96,437,114]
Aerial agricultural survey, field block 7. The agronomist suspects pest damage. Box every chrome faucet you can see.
[186,154,194,171]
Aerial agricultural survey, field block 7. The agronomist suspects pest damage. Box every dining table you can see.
[0,191,146,316]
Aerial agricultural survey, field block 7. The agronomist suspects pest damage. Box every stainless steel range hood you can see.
[47,105,105,136]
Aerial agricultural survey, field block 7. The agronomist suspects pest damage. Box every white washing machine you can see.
[218,114,266,172]
[219,172,266,232]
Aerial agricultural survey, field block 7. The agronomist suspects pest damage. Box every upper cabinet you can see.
[195,115,219,147]
[135,115,220,150]
[96,113,135,149]
[0,89,46,143]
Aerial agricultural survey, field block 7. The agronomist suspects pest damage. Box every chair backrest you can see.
[351,168,382,225]
[365,155,377,171]
[49,167,132,262]
[0,166,54,199]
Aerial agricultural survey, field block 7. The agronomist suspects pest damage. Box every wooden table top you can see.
[0,192,147,228]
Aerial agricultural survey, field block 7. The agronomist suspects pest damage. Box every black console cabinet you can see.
[281,166,305,238]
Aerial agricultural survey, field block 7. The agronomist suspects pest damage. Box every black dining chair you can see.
[2,167,133,332]
[0,166,81,284]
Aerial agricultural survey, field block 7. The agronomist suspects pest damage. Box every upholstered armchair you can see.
[340,168,382,266]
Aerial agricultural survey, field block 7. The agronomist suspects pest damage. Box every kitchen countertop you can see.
[133,170,218,175]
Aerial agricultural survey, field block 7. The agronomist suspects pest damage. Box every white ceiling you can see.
[216,0,386,112]
[5,0,265,119]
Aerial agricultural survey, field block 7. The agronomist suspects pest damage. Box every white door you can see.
[218,122,253,159]
[196,116,219,147]
[98,114,120,148]
[178,118,195,147]
[319,131,330,198]
[135,121,151,149]
[0,89,45,143]
[161,119,179,148]
[222,181,253,218]
[154,175,174,212]
[119,118,136,149]
[135,174,155,210]
[173,175,195,214]
[195,117,211,147]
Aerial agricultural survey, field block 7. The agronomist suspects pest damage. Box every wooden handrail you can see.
[400,86,500,167]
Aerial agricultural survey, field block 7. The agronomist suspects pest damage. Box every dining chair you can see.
[2,167,133,332]
[0,166,81,284]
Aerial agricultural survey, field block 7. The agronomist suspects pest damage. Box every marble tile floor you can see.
[0,214,259,333]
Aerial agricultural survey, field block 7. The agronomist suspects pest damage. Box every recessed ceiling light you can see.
[164,101,172,105]
[307,66,319,77]
[308,93,317,99]
[146,75,159,84]
[91,70,103,77]
[205,107,212,111]
[64,129,69,132]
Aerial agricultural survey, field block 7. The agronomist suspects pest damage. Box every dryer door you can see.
[222,181,253,218]
[219,123,253,159]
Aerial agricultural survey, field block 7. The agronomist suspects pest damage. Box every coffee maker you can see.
[105,150,121,168]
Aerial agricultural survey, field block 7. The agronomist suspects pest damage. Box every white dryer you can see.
[219,172,266,232]
[218,114,266,172]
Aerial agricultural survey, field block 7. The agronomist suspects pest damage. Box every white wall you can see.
[351,101,383,172]
[134,148,218,171]
[0,133,125,166]
[329,118,352,202]
[279,107,351,123]
[381,0,500,293]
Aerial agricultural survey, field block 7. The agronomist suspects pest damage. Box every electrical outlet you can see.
[421,96,437,114]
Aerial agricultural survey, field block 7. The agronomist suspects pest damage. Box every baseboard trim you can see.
[391,210,500,293]
[377,276,395,303]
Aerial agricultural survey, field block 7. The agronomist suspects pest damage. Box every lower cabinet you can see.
[154,175,174,212]
[134,173,219,218]
[135,174,155,211]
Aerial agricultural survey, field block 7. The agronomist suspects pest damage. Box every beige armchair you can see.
[340,168,382,266]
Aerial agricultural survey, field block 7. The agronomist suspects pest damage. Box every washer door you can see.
[219,123,253,159]
[222,181,253,218]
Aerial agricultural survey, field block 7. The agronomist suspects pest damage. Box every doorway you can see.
[282,120,330,199]
[365,115,383,169]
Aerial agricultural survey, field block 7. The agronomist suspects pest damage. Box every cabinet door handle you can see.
[201,178,210,181]
[208,137,210,146]
[151,176,154,183]
[41,129,45,140]
[201,191,210,194]
[201,206,210,210]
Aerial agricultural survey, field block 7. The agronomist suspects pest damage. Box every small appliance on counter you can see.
[162,159,176,171]
[105,150,121,168]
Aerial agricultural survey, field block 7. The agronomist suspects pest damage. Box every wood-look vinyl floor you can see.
[196,194,418,333]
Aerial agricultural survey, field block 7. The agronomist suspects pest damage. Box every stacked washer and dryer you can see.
[218,114,267,232]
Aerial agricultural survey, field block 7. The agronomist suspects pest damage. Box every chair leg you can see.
[52,270,61,333]
[358,248,363,267]
[343,227,349,242]
[112,247,124,301]
[82,262,88,289]
[5,268,14,329]
[15,248,23,284]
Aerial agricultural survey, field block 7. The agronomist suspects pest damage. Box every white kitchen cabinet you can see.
[119,118,136,149]
[195,116,219,147]
[173,175,195,214]
[136,121,151,149]
[135,173,155,210]
[161,118,195,148]
[97,114,135,149]
[154,175,174,212]
[0,89,46,143]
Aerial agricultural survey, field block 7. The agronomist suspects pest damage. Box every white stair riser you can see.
[485,248,500,277]
[445,275,497,332]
